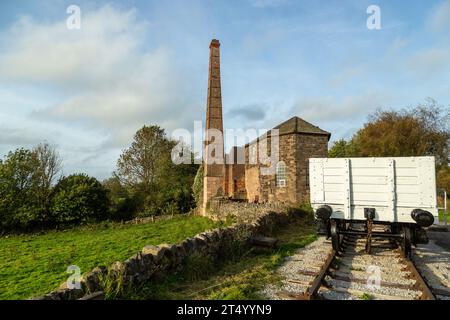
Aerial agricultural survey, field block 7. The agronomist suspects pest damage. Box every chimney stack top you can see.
[210,39,220,48]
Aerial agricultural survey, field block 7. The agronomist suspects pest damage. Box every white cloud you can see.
[405,48,450,78]
[0,4,203,178]
[385,37,410,57]
[329,67,365,88]
[0,4,200,145]
[292,93,384,122]
[428,0,450,32]
[0,6,144,87]
[288,92,390,141]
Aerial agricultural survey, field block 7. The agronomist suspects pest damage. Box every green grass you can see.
[361,293,372,300]
[123,213,318,300]
[0,215,227,300]
[439,209,448,223]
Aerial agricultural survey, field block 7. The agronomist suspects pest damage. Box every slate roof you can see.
[273,116,330,138]
[243,117,331,148]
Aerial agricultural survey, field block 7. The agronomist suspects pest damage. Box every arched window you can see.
[276,161,286,187]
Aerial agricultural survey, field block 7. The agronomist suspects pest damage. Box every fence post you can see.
[445,190,447,226]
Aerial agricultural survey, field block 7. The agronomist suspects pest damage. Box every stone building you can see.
[242,117,330,204]
[203,39,330,211]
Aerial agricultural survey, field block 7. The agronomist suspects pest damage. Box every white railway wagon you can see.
[309,156,438,257]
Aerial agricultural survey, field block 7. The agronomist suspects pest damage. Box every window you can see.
[276,161,286,187]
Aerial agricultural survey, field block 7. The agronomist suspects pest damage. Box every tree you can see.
[155,158,198,215]
[331,99,449,192]
[51,174,109,225]
[353,99,449,166]
[33,142,62,220]
[113,125,198,216]
[115,126,174,191]
[192,164,203,206]
[437,166,450,195]
[0,148,40,230]
[0,144,63,231]
[328,139,359,158]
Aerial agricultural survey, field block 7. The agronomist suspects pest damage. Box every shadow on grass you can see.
[120,212,318,300]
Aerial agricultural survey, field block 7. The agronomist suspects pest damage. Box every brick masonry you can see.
[203,39,225,213]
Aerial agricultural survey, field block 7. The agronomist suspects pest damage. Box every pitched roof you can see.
[273,116,330,138]
[244,116,331,147]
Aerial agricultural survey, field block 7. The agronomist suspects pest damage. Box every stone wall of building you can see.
[272,134,298,203]
[244,166,260,203]
[295,134,329,203]
[243,132,328,205]
[224,146,246,200]
[33,203,295,300]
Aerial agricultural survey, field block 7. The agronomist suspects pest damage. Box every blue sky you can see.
[0,0,449,179]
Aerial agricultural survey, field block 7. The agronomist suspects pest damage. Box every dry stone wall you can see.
[32,202,298,300]
[206,199,288,223]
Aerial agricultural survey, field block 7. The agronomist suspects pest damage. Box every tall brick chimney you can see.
[203,39,225,213]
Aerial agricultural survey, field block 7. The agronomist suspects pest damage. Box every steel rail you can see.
[402,255,436,300]
[294,236,439,300]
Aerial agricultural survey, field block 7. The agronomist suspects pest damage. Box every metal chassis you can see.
[325,218,422,258]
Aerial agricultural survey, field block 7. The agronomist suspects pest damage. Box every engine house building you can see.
[203,39,330,211]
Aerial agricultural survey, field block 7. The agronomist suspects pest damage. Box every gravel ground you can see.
[413,238,450,299]
[261,237,331,300]
[261,233,450,300]
[428,225,450,250]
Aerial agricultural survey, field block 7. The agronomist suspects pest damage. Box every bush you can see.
[109,196,138,221]
[51,174,110,225]
[137,179,195,217]
[102,177,137,221]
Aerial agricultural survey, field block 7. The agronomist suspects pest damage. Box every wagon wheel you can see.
[330,219,340,251]
[389,224,400,248]
[401,226,412,259]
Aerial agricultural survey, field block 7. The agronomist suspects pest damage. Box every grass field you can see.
[439,209,448,223]
[123,213,317,300]
[0,215,227,300]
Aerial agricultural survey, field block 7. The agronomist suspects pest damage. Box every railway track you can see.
[265,227,450,300]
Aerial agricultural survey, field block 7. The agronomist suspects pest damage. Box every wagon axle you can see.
[315,205,432,258]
